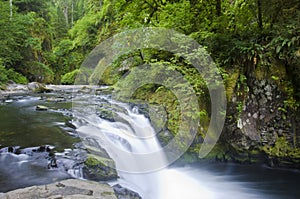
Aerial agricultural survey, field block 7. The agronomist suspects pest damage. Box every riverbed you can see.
[0,88,300,198]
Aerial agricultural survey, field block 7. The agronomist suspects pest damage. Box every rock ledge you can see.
[0,179,117,199]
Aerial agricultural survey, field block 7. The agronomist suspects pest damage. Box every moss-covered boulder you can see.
[83,154,118,181]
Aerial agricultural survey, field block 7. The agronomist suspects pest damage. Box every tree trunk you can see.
[257,0,263,30]
[63,0,69,27]
[216,0,222,17]
[71,0,74,26]
[10,0,13,19]
[292,115,297,147]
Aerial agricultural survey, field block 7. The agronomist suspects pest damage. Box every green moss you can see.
[85,156,101,166]
[85,154,115,168]
[89,61,120,85]
[0,84,6,90]
[224,69,240,101]
[204,143,230,160]
[269,63,287,83]
[84,154,117,180]
[262,137,300,159]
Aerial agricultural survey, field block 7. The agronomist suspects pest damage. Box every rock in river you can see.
[0,179,117,199]
[28,82,52,93]
[36,105,49,111]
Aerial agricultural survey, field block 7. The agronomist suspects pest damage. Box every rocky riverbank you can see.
[0,89,142,199]
[0,82,90,99]
[0,179,117,199]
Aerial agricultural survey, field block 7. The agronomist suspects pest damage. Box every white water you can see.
[74,96,264,199]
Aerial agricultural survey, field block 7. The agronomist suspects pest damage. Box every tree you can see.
[9,0,13,18]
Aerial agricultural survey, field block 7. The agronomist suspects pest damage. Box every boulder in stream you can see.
[83,154,118,181]
[113,184,142,199]
[28,82,52,93]
[36,105,49,111]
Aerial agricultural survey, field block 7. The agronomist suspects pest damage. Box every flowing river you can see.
[0,87,300,198]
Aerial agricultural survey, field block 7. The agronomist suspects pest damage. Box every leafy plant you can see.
[61,69,80,85]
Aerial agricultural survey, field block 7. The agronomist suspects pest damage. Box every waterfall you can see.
[74,95,166,198]
[73,94,263,199]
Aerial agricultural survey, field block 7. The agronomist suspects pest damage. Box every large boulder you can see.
[28,82,52,93]
[113,184,142,199]
[83,154,118,181]
[0,179,117,199]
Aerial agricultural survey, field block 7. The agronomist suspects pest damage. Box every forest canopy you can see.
[0,0,299,101]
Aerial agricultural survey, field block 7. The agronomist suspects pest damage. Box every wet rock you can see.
[83,154,118,181]
[36,105,49,111]
[47,96,66,102]
[8,146,14,153]
[65,120,77,129]
[2,146,21,154]
[79,86,93,94]
[97,107,115,122]
[33,145,52,153]
[28,82,52,93]
[7,80,15,84]
[0,179,117,199]
[1,83,28,96]
[148,104,167,133]
[48,157,58,169]
[157,129,174,146]
[96,86,114,95]
[0,145,54,155]
[113,184,142,199]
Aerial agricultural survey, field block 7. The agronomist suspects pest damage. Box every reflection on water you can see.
[0,95,78,150]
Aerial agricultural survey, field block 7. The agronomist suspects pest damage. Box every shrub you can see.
[0,65,9,84]
[6,69,28,84]
[0,63,28,85]
[61,69,80,85]
[24,61,54,83]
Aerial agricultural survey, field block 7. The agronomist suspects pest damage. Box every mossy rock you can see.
[0,84,6,90]
[97,107,115,121]
[83,154,118,181]
[96,86,114,95]
[262,137,300,168]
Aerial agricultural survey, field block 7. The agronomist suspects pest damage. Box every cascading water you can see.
[73,93,266,199]
[0,90,299,198]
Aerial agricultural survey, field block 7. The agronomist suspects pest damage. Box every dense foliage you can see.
[1,0,299,88]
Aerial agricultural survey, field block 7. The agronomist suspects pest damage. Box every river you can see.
[0,88,299,198]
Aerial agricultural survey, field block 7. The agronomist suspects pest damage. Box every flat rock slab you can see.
[0,179,117,199]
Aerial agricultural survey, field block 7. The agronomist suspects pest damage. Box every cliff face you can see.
[221,66,300,168]
[87,54,300,168]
